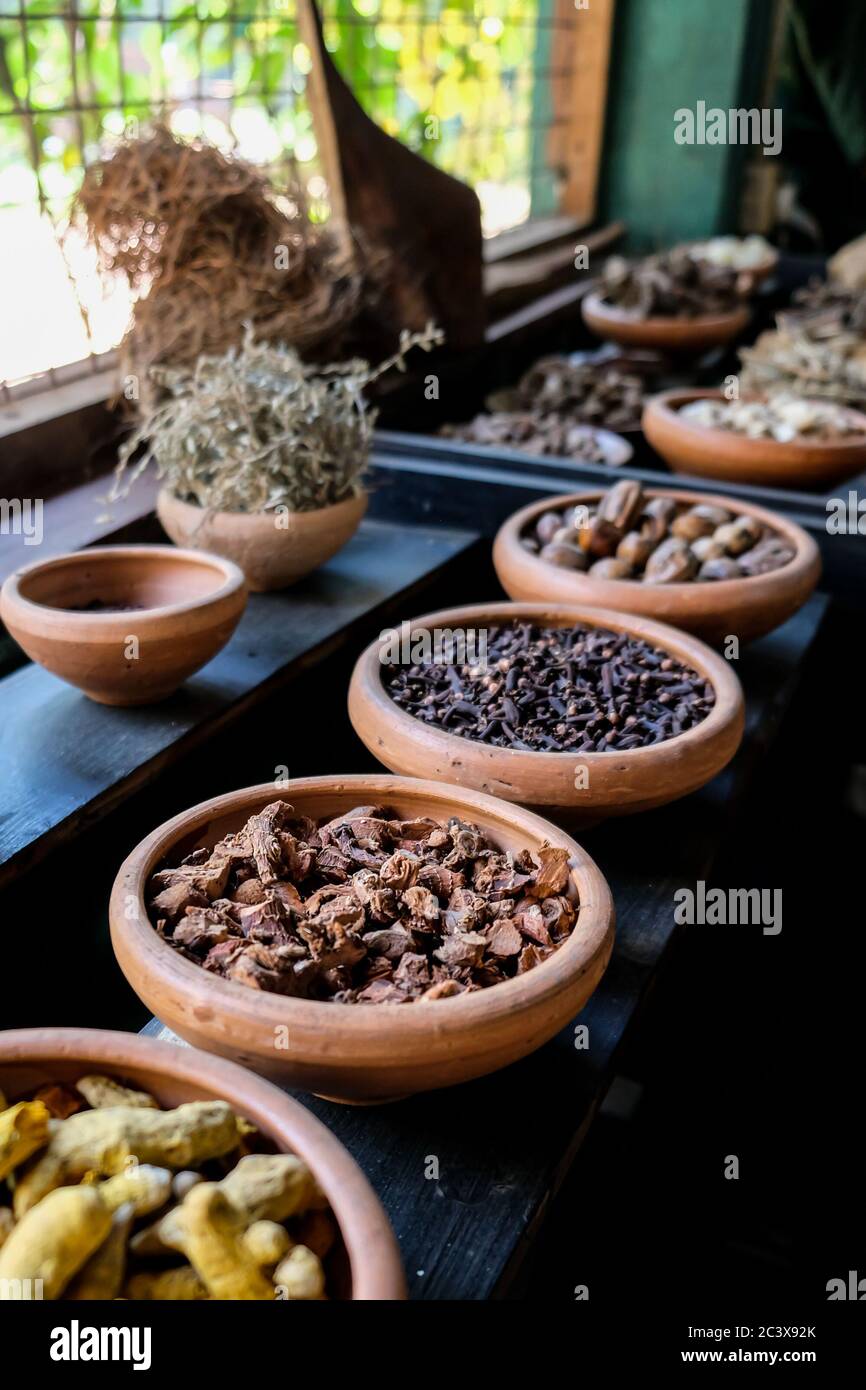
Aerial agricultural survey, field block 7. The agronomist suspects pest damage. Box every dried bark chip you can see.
[362,925,412,960]
[433,932,487,969]
[355,979,411,1005]
[485,920,524,957]
[149,881,209,925]
[401,885,440,928]
[379,850,420,891]
[533,845,572,898]
[245,802,290,884]
[393,952,432,993]
[516,904,553,948]
[148,799,580,1005]
[231,878,266,906]
[421,980,463,1001]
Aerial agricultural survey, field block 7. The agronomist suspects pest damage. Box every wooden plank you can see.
[0,518,477,888]
[552,0,616,222]
[143,594,827,1299]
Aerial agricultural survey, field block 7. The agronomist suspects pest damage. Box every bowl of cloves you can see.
[492,480,821,645]
[0,1027,405,1299]
[581,250,751,354]
[109,776,614,1103]
[348,603,744,819]
[0,545,247,705]
[643,388,866,488]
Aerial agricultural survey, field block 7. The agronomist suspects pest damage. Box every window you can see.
[0,1,588,389]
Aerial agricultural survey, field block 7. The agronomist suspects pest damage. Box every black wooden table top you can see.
[143,592,828,1301]
[0,517,476,889]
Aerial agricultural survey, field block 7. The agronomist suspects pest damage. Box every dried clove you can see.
[384,621,716,754]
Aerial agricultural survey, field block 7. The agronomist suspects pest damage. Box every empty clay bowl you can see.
[0,1027,405,1299]
[581,290,750,354]
[0,544,246,705]
[348,602,745,817]
[109,776,615,1103]
[643,389,866,488]
[492,486,821,645]
[157,488,368,592]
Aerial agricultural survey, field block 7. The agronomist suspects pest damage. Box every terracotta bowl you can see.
[109,776,615,1103]
[581,289,750,353]
[643,389,866,488]
[492,487,821,646]
[0,1027,405,1299]
[348,602,744,818]
[157,488,368,592]
[0,544,246,705]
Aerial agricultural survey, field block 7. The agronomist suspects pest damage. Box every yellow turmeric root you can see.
[178,1183,276,1300]
[0,1208,14,1252]
[125,1266,210,1301]
[241,1220,292,1269]
[97,1164,173,1217]
[14,1101,240,1216]
[75,1075,158,1111]
[274,1244,326,1301]
[132,1152,315,1256]
[0,1101,50,1181]
[0,1186,112,1299]
[66,1203,133,1300]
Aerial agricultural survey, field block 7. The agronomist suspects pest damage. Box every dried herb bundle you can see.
[74,125,362,390]
[107,323,442,513]
[148,802,578,1003]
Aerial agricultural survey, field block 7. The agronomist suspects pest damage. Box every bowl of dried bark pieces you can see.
[348,605,744,818]
[0,1027,405,1299]
[643,388,866,488]
[492,480,821,645]
[0,545,246,705]
[109,777,615,1103]
[581,249,750,353]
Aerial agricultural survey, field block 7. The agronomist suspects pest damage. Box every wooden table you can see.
[139,593,827,1299]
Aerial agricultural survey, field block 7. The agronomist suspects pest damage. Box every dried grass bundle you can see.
[75,126,362,389]
[106,323,443,514]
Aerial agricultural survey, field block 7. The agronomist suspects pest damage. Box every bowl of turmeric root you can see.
[0,1028,405,1301]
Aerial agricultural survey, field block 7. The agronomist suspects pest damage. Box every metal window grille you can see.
[0,1,581,395]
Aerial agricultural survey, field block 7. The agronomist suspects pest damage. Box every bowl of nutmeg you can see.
[110,776,615,1104]
[493,480,821,645]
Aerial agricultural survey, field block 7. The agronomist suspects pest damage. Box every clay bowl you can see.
[157,488,368,592]
[581,289,750,354]
[643,388,866,489]
[492,487,821,646]
[0,1026,405,1299]
[0,544,246,705]
[110,776,615,1103]
[348,603,744,818]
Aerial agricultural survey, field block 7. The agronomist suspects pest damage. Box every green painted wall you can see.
[598,0,774,250]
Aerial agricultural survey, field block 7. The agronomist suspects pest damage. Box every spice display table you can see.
[0,517,477,890]
[141,593,827,1299]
